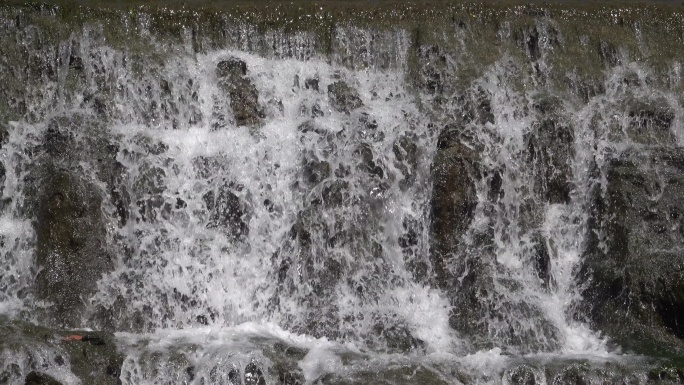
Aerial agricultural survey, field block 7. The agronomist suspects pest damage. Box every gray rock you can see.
[354,143,383,179]
[216,58,264,127]
[302,152,331,186]
[203,186,249,241]
[327,81,363,113]
[305,77,319,91]
[505,364,540,385]
[0,161,5,199]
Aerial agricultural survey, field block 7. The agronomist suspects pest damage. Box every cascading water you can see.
[2,2,684,384]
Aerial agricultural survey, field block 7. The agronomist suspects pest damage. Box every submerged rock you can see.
[582,147,684,356]
[203,185,249,241]
[328,81,363,113]
[217,57,264,127]
[24,372,62,385]
[244,361,266,385]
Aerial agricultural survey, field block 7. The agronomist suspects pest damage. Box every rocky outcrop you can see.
[216,57,264,127]
[582,147,684,356]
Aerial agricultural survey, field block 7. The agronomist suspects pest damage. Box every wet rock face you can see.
[0,317,123,385]
[625,101,675,145]
[429,123,479,287]
[582,148,684,355]
[327,81,363,113]
[31,168,111,327]
[505,364,540,385]
[24,115,122,328]
[527,97,575,204]
[415,45,449,95]
[217,57,264,127]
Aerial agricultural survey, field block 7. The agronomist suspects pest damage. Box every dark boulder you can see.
[327,81,363,113]
[597,40,621,68]
[24,372,62,385]
[532,232,552,288]
[24,115,124,327]
[217,57,247,78]
[552,364,590,385]
[216,57,264,127]
[581,147,684,356]
[244,361,266,385]
[302,152,331,186]
[305,77,319,91]
[30,167,112,328]
[430,123,479,286]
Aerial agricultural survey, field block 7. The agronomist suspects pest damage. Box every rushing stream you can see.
[1,2,684,384]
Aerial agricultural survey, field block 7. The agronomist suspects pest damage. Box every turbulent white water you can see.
[2,7,684,384]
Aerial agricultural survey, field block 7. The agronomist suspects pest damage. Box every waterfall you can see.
[1,3,684,384]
